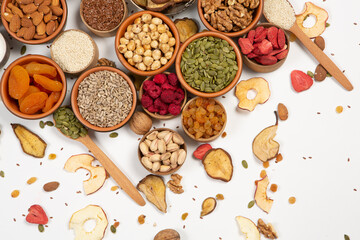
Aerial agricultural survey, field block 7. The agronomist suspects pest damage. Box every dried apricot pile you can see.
[182,98,226,139]
[8,62,62,114]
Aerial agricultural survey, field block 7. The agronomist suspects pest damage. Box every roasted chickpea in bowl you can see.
[115,11,180,76]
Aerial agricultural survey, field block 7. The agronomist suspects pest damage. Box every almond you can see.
[43,0,52,5]
[2,12,14,22]
[22,3,38,14]
[34,33,47,39]
[44,12,51,23]
[17,27,26,37]
[54,19,59,30]
[9,14,21,32]
[50,15,57,21]
[16,0,34,4]
[51,0,59,6]
[277,103,288,121]
[23,25,35,40]
[314,64,327,82]
[5,7,12,14]
[50,5,62,16]
[43,181,60,192]
[38,3,50,14]
[8,3,24,18]
[34,0,44,5]
[45,20,55,35]
[36,21,46,35]
[21,17,33,27]
[30,11,43,25]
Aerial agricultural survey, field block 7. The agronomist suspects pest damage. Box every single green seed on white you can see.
[248,200,255,208]
[242,160,248,169]
[110,225,116,233]
[0,170,4,178]
[38,224,44,232]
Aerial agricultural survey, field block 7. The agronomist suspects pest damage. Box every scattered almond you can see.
[314,64,327,82]
[43,181,59,192]
[277,103,288,121]
[314,36,325,50]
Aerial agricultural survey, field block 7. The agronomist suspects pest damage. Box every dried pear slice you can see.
[200,197,217,217]
[202,148,233,182]
[252,112,279,162]
[11,123,47,158]
[137,175,167,213]
[254,175,273,213]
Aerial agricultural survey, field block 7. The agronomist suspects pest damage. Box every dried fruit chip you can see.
[200,197,217,217]
[193,144,212,160]
[26,204,48,225]
[137,175,167,213]
[295,2,328,38]
[235,216,260,240]
[254,175,273,213]
[12,124,47,158]
[291,70,314,92]
[202,148,233,182]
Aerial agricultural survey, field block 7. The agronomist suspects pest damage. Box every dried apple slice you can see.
[137,175,167,213]
[202,148,233,182]
[64,154,107,195]
[235,78,271,112]
[200,197,217,217]
[254,175,273,213]
[296,2,329,38]
[11,123,47,158]
[235,216,261,240]
[69,205,108,240]
[252,112,279,162]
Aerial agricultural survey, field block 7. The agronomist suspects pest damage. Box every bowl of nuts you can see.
[138,128,187,175]
[115,11,180,76]
[197,0,263,38]
[1,0,68,44]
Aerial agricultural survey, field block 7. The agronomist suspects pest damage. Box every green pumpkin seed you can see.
[109,132,118,138]
[111,225,116,233]
[39,121,45,129]
[242,160,248,169]
[20,45,26,55]
[344,235,350,240]
[248,200,255,208]
[38,224,44,232]
[45,121,54,127]
[307,71,314,78]
[0,170,4,178]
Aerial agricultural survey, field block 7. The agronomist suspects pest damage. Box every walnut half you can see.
[257,218,278,239]
[167,174,184,194]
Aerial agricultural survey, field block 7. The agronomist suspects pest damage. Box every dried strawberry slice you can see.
[238,38,254,55]
[26,204,48,225]
[291,70,314,92]
[193,144,212,160]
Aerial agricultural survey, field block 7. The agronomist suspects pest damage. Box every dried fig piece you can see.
[174,18,199,43]
[200,197,217,217]
[252,112,279,162]
[154,229,180,240]
[11,123,47,158]
[137,175,167,213]
[202,148,233,182]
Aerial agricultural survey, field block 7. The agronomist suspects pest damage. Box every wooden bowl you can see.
[197,0,263,38]
[80,0,128,37]
[70,66,137,132]
[115,11,180,76]
[139,72,187,120]
[0,55,67,119]
[1,0,68,44]
[50,29,99,74]
[138,128,187,175]
[175,31,242,98]
[242,23,290,73]
[181,97,227,142]
[129,0,196,15]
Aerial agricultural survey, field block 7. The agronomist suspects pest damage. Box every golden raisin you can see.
[270,184,278,192]
[113,221,120,228]
[138,214,146,224]
[221,132,227,138]
[216,194,224,200]
[27,177,37,185]
[111,186,119,191]
[289,196,296,204]
[336,106,343,113]
[181,212,188,220]
[11,190,20,198]
[263,161,270,168]
[260,170,267,178]
[275,153,283,163]
[48,153,56,160]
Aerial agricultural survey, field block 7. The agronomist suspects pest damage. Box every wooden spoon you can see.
[53,116,146,206]
[264,0,353,91]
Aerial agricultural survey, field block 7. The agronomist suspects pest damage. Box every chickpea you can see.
[168,37,176,47]
[152,49,162,60]
[149,24,157,32]
[169,47,174,52]
[124,32,134,40]
[142,35,151,45]
[128,58,135,66]
[157,24,166,34]
[143,56,154,66]
[164,24,169,30]
[142,24,150,33]
[150,40,159,49]
[160,57,168,65]
[141,13,152,24]
[134,17,141,24]
[118,45,127,54]
[124,51,134,59]
[159,43,170,54]
[132,24,142,34]
[127,25,132,32]
[147,66,151,71]
[144,50,152,57]
[120,37,129,45]
[134,39,141,47]
[138,32,146,40]
[165,51,173,60]
[127,41,136,51]
[151,60,161,70]
[133,54,143,63]
[159,33,169,44]
[166,31,173,38]
[137,62,147,71]
[151,17,163,25]
[150,31,160,40]
[135,46,145,55]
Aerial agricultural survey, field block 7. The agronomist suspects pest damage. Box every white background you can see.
[1,0,360,239]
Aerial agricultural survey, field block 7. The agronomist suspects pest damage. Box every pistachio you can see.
[170,151,178,166]
[167,143,180,152]
[150,139,158,152]
[159,165,171,172]
[172,133,185,145]
[162,159,171,166]
[163,132,173,144]
[152,162,161,172]
[140,142,149,156]
[144,139,152,147]
[141,157,153,169]
[146,131,158,141]
[149,154,161,162]
[160,152,171,161]
[177,149,186,165]
[157,130,170,139]
[157,139,166,154]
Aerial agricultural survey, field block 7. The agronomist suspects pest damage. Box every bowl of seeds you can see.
[70,66,137,132]
[175,31,242,98]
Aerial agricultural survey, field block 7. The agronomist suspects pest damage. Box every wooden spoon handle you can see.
[78,135,145,206]
[289,24,353,91]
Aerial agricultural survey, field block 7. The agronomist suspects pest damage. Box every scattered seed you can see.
[48,154,57,160]
[288,196,296,204]
[216,194,224,200]
[11,190,20,198]
[110,225,116,233]
[39,121,45,129]
[138,214,146,224]
[20,46,26,55]
[307,71,314,78]
[263,161,270,168]
[111,186,119,191]
[248,200,255,208]
[326,23,330,27]
[344,234,350,240]
[181,212,188,220]
[109,132,118,138]
[336,106,343,113]
[0,170,4,178]
[270,184,278,192]
[326,72,332,77]
[27,177,37,185]
[45,121,54,127]
[38,224,44,232]
[241,160,248,169]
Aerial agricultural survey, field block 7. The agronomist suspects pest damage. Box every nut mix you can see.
[139,129,186,173]
[201,0,260,32]
[141,73,185,116]
[118,13,176,71]
[181,36,238,93]
[182,98,226,139]
[2,0,64,41]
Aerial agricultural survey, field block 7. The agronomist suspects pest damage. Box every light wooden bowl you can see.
[242,23,290,73]
[138,128,187,176]
[50,29,99,74]
[80,0,128,37]
[181,97,227,142]
[139,72,187,120]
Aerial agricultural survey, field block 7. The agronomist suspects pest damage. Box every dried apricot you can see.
[33,74,63,92]
[42,91,61,112]
[25,62,57,78]
[8,65,30,99]
[18,86,40,105]
[19,92,48,114]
